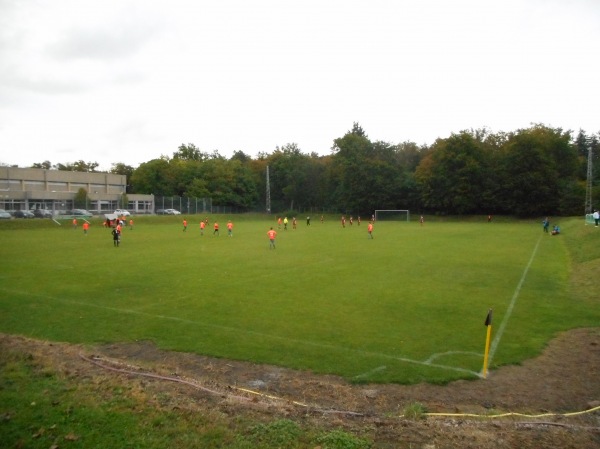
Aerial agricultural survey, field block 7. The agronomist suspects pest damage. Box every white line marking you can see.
[0,288,482,378]
[353,365,387,380]
[425,351,481,364]
[487,235,543,366]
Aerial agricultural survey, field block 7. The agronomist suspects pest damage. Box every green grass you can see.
[1,215,598,384]
[0,345,371,449]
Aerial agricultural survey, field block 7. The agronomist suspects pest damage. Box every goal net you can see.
[374,210,410,222]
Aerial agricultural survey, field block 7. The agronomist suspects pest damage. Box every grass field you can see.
[1,214,598,385]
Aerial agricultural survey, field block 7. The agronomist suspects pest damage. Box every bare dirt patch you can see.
[2,328,599,448]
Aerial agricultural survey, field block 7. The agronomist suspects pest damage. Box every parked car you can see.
[114,209,131,216]
[12,210,35,219]
[68,209,93,217]
[33,209,53,218]
[0,209,12,219]
[165,208,181,215]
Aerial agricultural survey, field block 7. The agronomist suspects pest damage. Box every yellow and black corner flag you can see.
[482,308,493,378]
[484,309,493,327]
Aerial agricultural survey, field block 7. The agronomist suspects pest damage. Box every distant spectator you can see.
[542,217,550,233]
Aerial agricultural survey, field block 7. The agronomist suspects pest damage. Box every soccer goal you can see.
[374,209,410,222]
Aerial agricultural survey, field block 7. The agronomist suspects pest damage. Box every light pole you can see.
[585,140,593,215]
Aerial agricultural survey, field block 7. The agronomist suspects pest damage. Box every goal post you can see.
[374,210,410,222]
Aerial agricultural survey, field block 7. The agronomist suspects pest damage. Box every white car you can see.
[165,208,181,215]
[114,209,131,216]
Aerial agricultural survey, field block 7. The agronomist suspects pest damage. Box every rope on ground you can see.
[79,353,365,417]
[423,405,600,419]
[79,353,249,402]
[80,353,599,421]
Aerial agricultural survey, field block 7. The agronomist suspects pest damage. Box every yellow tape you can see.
[423,405,600,419]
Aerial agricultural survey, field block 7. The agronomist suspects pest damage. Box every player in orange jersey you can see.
[267,227,277,249]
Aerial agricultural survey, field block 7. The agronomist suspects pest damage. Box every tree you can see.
[497,129,559,216]
[330,126,373,213]
[110,163,135,178]
[185,178,210,198]
[31,161,52,170]
[130,158,176,195]
[173,143,206,161]
[349,121,367,138]
[415,132,491,214]
[230,150,252,164]
[199,158,258,209]
[74,188,89,209]
[55,160,99,172]
[268,144,312,211]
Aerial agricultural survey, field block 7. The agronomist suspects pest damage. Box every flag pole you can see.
[482,309,493,378]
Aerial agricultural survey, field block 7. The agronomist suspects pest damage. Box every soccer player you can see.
[306,216,311,226]
[283,217,288,230]
[227,220,233,237]
[129,219,134,230]
[278,217,282,229]
[213,221,219,236]
[341,216,346,228]
[420,215,424,226]
[72,217,77,229]
[368,221,374,239]
[82,222,89,235]
[182,219,188,232]
[112,227,120,247]
[292,217,297,229]
[200,220,205,235]
[267,227,277,249]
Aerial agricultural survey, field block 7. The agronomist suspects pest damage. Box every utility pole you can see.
[266,165,271,214]
[585,141,593,214]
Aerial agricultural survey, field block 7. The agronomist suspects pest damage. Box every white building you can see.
[0,167,154,215]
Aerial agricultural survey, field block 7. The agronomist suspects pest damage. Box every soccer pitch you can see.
[0,216,596,384]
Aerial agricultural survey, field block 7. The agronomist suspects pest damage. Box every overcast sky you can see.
[1,0,598,171]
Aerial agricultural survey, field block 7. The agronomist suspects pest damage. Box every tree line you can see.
[28,123,600,217]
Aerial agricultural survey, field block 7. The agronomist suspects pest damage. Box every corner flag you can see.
[484,309,493,327]
[482,309,493,378]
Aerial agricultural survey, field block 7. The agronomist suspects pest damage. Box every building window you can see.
[48,182,68,192]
